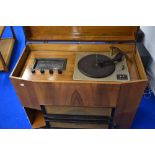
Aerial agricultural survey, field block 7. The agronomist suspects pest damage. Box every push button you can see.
[117,74,128,80]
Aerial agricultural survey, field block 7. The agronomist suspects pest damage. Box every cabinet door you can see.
[33,82,120,108]
[11,78,121,109]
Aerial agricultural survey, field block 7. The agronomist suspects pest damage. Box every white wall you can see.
[141,26,155,60]
[140,26,155,94]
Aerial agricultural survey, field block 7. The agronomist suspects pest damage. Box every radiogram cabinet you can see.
[10,26,147,129]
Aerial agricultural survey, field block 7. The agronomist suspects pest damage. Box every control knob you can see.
[58,70,62,74]
[49,69,53,74]
[40,69,45,74]
[31,69,35,73]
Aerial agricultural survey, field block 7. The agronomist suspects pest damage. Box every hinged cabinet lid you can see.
[24,26,139,42]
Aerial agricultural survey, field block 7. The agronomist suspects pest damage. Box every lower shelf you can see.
[0,38,15,71]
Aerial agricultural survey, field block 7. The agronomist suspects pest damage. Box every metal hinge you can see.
[26,40,50,45]
[25,40,136,46]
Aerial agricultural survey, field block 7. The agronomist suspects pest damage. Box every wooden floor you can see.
[0,38,15,71]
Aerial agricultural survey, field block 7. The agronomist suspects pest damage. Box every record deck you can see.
[73,51,130,82]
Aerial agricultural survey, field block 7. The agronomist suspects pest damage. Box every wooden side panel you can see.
[24,26,138,41]
[11,46,30,77]
[10,78,41,110]
[114,81,147,128]
[134,48,147,80]
[24,107,46,128]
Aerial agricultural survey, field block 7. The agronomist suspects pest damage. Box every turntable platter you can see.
[78,54,115,78]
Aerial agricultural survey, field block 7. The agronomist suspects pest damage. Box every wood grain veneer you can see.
[24,107,45,128]
[0,38,15,71]
[24,26,138,41]
[0,26,5,37]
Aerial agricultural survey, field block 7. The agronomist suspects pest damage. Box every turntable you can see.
[73,51,130,81]
[10,26,147,129]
